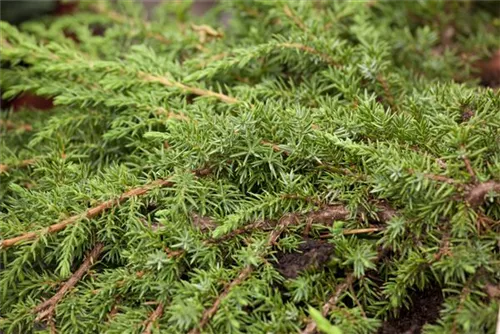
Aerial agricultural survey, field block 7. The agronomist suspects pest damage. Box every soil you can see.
[477,50,500,88]
[273,239,334,279]
[377,286,444,334]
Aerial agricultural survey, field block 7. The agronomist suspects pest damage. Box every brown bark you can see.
[142,303,165,334]
[465,181,500,207]
[0,179,173,249]
[301,274,354,334]
[34,243,104,322]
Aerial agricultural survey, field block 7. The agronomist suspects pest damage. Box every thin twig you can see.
[283,5,308,32]
[261,140,290,155]
[278,42,340,68]
[0,119,32,132]
[142,303,164,334]
[349,284,366,318]
[0,179,173,249]
[461,146,477,183]
[140,72,241,104]
[0,158,37,174]
[304,205,350,236]
[376,74,396,111]
[106,297,121,323]
[409,169,462,185]
[301,274,354,334]
[191,213,299,333]
[34,243,104,321]
[189,266,253,334]
[432,232,451,262]
[342,227,383,235]
[451,274,475,334]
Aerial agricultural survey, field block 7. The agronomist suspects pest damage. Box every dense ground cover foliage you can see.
[1,1,499,333]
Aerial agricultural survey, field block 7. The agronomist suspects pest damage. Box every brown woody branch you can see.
[34,243,104,322]
[191,24,223,44]
[301,273,354,334]
[461,146,477,183]
[189,265,253,334]
[140,72,241,104]
[278,42,340,68]
[376,75,396,111]
[211,202,394,243]
[191,213,299,333]
[465,180,500,207]
[0,119,32,132]
[0,179,173,249]
[142,303,164,334]
[283,5,308,32]
[0,158,37,174]
[342,227,383,235]
[409,169,463,185]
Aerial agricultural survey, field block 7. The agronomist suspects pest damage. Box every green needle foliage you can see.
[1,1,499,333]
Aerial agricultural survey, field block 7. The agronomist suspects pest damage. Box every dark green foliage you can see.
[1,1,499,333]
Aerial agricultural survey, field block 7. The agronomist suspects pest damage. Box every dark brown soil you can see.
[378,286,444,334]
[273,239,334,279]
[477,50,500,88]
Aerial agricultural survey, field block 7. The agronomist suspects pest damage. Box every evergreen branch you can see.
[156,107,189,121]
[0,158,37,174]
[278,42,340,68]
[0,119,33,132]
[461,145,477,183]
[191,214,299,333]
[106,297,121,323]
[409,169,463,185]
[142,303,164,334]
[189,265,253,334]
[139,72,241,104]
[191,24,223,43]
[87,4,170,44]
[33,243,104,322]
[376,74,397,111]
[451,273,476,334]
[283,5,308,32]
[0,179,174,248]
[301,273,354,334]
[211,203,393,243]
[196,52,229,68]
